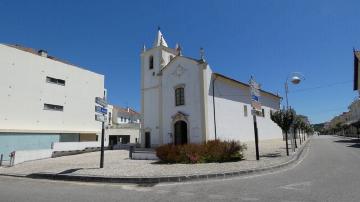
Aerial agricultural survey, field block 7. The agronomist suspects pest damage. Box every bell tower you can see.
[140,28,177,147]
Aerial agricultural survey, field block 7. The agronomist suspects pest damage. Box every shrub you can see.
[155,140,246,164]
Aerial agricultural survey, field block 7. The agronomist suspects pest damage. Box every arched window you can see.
[149,56,154,70]
[175,87,185,106]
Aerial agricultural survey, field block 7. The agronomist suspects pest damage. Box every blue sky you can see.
[1,0,359,123]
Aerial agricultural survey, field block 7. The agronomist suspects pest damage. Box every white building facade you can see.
[141,30,282,148]
[105,105,141,148]
[0,44,105,159]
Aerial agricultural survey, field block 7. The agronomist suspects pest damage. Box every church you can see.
[140,29,282,148]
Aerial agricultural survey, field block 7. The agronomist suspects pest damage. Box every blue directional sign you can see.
[249,76,262,112]
[95,105,108,114]
[251,95,259,102]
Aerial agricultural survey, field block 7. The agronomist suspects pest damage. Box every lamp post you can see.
[285,72,305,109]
[284,72,305,153]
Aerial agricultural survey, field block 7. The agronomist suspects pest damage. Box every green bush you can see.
[155,140,247,164]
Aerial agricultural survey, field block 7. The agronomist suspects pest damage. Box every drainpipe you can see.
[212,76,217,140]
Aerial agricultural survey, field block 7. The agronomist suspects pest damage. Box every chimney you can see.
[38,50,48,57]
[127,107,130,112]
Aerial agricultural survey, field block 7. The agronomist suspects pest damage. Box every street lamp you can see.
[285,72,305,109]
[284,72,305,154]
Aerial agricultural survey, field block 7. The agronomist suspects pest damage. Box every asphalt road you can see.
[1,135,360,202]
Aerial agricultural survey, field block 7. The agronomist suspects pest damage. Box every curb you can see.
[2,139,311,184]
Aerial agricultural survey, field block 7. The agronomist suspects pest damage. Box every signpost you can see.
[95,106,108,114]
[95,97,107,107]
[249,76,261,161]
[95,114,107,122]
[95,97,107,168]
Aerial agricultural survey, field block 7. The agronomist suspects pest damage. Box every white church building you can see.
[140,29,282,148]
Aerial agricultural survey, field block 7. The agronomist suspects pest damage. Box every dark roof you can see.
[213,73,281,99]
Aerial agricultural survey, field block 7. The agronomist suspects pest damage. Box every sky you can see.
[1,0,359,124]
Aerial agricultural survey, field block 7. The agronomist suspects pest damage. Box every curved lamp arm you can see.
[285,72,305,109]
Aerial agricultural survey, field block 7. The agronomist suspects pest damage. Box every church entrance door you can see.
[174,121,188,145]
[145,132,151,148]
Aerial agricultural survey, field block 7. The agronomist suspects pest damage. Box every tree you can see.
[335,122,344,136]
[299,119,307,141]
[292,115,303,148]
[271,108,295,156]
[351,120,360,139]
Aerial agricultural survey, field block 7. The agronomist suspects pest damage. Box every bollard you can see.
[0,154,3,167]
[129,145,134,159]
[9,151,15,167]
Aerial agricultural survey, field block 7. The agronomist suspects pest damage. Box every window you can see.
[46,76,65,86]
[169,55,174,61]
[149,56,154,69]
[244,105,248,117]
[44,103,63,111]
[175,87,185,106]
[262,108,265,117]
[108,112,112,124]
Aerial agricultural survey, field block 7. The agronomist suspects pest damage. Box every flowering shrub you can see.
[155,140,247,164]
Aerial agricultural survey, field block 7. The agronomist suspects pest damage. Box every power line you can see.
[291,80,352,93]
[213,79,352,97]
[308,106,349,114]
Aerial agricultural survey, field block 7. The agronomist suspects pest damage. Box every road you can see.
[1,135,360,202]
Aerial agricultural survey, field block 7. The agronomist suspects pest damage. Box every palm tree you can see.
[271,108,295,156]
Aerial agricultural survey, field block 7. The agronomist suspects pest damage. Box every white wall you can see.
[52,141,102,152]
[13,149,53,165]
[161,57,204,144]
[13,141,105,165]
[141,46,176,146]
[106,128,140,143]
[207,76,282,142]
[0,44,104,133]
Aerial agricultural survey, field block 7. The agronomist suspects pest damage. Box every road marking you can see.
[279,181,312,191]
[280,200,302,202]
[120,185,152,192]
[155,189,170,194]
[240,197,259,201]
[208,194,226,199]
[177,191,195,196]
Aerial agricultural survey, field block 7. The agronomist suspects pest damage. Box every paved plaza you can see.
[0,138,305,178]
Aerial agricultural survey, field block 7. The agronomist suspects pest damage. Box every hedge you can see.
[155,140,247,164]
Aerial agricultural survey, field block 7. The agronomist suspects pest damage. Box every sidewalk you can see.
[0,138,310,183]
